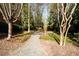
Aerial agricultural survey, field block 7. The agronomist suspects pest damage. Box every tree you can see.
[0,3,23,40]
[30,3,36,28]
[48,3,58,31]
[21,3,28,30]
[59,3,77,46]
[28,3,30,32]
[42,4,49,35]
[69,4,79,36]
[35,4,43,29]
[30,4,43,30]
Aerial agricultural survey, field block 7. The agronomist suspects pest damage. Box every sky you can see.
[30,3,50,21]
[42,4,50,23]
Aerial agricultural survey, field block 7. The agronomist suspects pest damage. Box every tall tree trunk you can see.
[28,3,30,33]
[7,22,12,40]
[44,23,47,35]
[57,3,60,26]
[59,3,77,46]
[28,18,30,33]
[64,22,71,46]
[60,28,64,46]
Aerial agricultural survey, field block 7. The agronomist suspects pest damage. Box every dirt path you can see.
[1,31,79,56]
[9,32,47,56]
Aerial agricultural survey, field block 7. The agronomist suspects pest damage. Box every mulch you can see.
[0,38,23,56]
[40,40,79,56]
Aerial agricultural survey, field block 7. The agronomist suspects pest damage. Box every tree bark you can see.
[28,3,30,33]
[44,23,47,35]
[60,35,63,46]
[59,3,77,46]
[60,28,64,46]
[7,22,12,40]
[28,18,30,33]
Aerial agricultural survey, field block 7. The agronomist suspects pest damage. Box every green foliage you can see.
[0,21,8,33]
[70,33,79,46]
[21,4,36,30]
[21,4,28,30]
[40,34,55,41]
[69,4,79,34]
[48,3,59,32]
[0,21,22,33]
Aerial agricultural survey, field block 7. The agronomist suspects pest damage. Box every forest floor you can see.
[0,31,31,56]
[41,39,79,56]
[0,31,79,56]
[0,38,22,56]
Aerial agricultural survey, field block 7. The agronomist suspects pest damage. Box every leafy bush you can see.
[0,22,8,33]
[0,22,22,34]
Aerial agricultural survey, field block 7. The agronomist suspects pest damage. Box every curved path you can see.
[9,32,47,56]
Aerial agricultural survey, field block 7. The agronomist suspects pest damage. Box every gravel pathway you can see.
[9,32,47,56]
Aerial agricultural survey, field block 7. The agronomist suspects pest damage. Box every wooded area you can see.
[0,3,79,56]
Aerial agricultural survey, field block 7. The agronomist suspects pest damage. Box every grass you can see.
[9,31,33,43]
[40,34,55,41]
[40,32,73,44]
